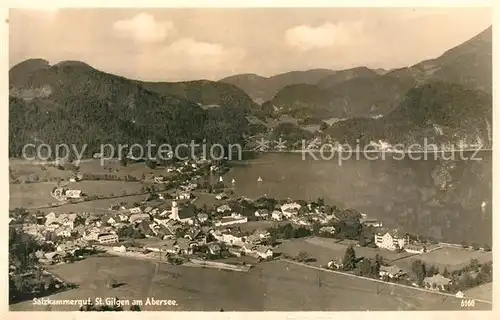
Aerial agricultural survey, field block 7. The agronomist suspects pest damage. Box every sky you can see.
[9,7,492,81]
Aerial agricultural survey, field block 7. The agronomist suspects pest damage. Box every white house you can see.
[214,216,248,227]
[112,245,127,253]
[216,193,228,200]
[281,203,301,215]
[271,211,284,221]
[379,265,405,279]
[129,207,142,214]
[97,233,119,244]
[374,232,408,251]
[176,191,191,200]
[65,189,82,199]
[217,205,231,213]
[424,274,452,291]
[404,244,426,254]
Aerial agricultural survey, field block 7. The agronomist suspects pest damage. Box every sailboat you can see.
[231,178,236,184]
[219,176,223,182]
[257,176,263,182]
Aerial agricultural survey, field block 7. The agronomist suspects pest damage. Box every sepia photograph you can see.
[7,5,493,313]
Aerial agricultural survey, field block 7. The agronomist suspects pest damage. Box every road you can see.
[281,259,492,305]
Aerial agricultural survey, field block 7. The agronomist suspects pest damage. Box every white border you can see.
[1,1,497,319]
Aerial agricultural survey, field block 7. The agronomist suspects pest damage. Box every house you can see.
[112,245,127,253]
[244,244,273,260]
[361,218,383,228]
[118,213,129,222]
[83,229,99,241]
[281,203,301,216]
[129,207,142,214]
[271,211,284,221]
[215,193,228,200]
[176,191,191,200]
[138,220,155,237]
[97,233,119,244]
[424,274,452,291]
[197,213,209,223]
[208,243,221,255]
[253,246,273,260]
[65,189,82,199]
[158,193,165,200]
[55,227,72,238]
[374,231,409,251]
[129,213,150,224]
[103,215,117,225]
[144,207,153,214]
[379,265,405,279]
[327,258,343,270]
[455,291,465,298]
[254,209,269,218]
[154,176,165,184]
[176,237,196,255]
[217,205,232,213]
[43,251,64,264]
[215,216,248,227]
[254,229,271,240]
[228,247,242,257]
[404,244,426,254]
[319,226,336,235]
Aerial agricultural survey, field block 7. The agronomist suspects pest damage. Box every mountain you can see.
[9,60,250,157]
[139,79,259,112]
[259,26,492,119]
[220,69,338,103]
[325,81,492,148]
[388,26,492,93]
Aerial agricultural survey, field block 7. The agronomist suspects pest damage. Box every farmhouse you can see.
[374,231,409,251]
[217,204,231,213]
[379,265,406,279]
[65,189,82,199]
[424,274,452,291]
[97,233,119,244]
[271,211,284,221]
[215,216,248,227]
[405,244,426,254]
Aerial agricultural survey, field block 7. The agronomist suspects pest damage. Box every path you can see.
[281,259,492,304]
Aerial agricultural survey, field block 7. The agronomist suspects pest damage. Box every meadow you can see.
[9,256,490,311]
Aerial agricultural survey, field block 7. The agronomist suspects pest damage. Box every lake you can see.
[220,151,491,245]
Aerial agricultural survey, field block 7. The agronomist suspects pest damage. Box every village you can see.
[9,156,493,308]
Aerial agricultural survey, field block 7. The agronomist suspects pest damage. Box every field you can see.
[9,256,490,311]
[464,282,492,301]
[10,181,146,211]
[395,246,493,273]
[35,195,152,215]
[10,182,60,209]
[276,237,415,267]
[277,238,492,274]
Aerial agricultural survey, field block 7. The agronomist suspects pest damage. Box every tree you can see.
[319,121,328,131]
[443,266,450,278]
[412,260,426,286]
[146,160,157,169]
[483,244,492,251]
[130,304,141,311]
[461,240,468,249]
[296,251,308,262]
[107,279,118,289]
[359,258,372,276]
[358,234,367,247]
[342,245,357,271]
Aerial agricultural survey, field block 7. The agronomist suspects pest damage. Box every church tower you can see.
[169,201,180,220]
